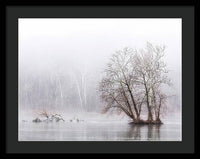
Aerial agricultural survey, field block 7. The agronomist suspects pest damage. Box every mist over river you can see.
[19,113,181,141]
[18,19,182,142]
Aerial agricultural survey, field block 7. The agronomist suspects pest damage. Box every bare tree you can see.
[99,42,171,124]
[99,47,144,122]
[135,42,171,123]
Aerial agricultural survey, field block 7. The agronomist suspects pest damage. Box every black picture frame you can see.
[3,0,198,154]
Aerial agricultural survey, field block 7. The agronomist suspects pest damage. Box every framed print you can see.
[4,0,196,154]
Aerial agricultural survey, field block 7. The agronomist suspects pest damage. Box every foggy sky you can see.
[19,18,182,110]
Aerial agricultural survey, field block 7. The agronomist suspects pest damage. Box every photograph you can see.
[18,18,182,141]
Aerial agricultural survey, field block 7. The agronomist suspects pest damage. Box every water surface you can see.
[19,120,181,141]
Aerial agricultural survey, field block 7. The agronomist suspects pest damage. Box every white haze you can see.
[18,18,182,120]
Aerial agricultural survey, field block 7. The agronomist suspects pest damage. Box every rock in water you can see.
[32,118,42,123]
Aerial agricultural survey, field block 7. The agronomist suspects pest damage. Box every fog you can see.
[18,18,181,119]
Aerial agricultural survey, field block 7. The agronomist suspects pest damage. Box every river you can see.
[19,118,181,141]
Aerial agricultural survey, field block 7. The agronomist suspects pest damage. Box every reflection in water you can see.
[147,125,161,141]
[19,122,181,141]
[126,124,161,141]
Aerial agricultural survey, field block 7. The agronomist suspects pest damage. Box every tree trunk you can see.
[120,81,136,121]
[152,87,158,120]
[120,67,139,119]
[144,84,153,122]
[155,96,162,123]
[126,83,140,119]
